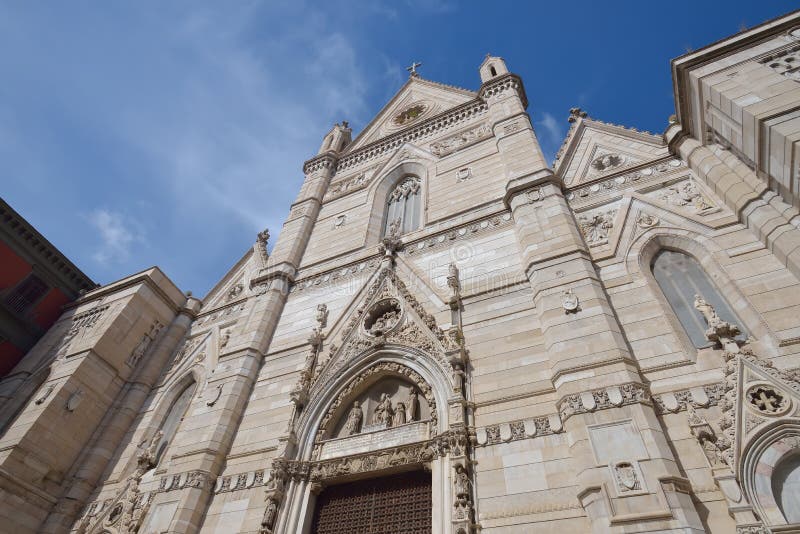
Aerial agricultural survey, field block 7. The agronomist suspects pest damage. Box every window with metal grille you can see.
[4,274,49,315]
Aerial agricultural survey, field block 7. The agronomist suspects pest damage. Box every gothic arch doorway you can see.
[311,470,432,534]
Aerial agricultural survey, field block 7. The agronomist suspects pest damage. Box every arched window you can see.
[651,250,745,348]
[773,453,800,523]
[490,65,497,77]
[384,176,421,236]
[155,381,197,465]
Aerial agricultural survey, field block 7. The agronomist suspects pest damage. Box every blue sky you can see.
[2,2,797,296]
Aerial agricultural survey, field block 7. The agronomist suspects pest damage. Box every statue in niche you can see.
[393,401,407,426]
[406,388,419,422]
[454,464,471,499]
[372,393,394,427]
[344,401,363,436]
[262,498,278,533]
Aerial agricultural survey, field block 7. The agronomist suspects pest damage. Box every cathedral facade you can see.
[2,11,800,534]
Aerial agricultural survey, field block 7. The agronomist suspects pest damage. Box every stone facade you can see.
[2,12,800,534]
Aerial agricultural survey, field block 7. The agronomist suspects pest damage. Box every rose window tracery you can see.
[747,385,790,415]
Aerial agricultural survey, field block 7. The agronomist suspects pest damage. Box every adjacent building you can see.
[0,198,95,376]
[2,10,800,534]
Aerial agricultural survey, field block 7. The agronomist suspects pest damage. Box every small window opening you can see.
[490,65,497,77]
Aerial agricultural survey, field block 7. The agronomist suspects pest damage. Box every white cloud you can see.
[86,209,141,265]
[535,112,566,163]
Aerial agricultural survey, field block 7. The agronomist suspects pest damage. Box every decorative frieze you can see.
[325,172,369,201]
[214,469,266,494]
[565,159,684,204]
[758,43,800,82]
[477,414,560,447]
[159,470,216,493]
[429,123,491,157]
[652,383,726,414]
[405,213,513,256]
[558,383,650,422]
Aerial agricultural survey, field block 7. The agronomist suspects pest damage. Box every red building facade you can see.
[0,198,95,375]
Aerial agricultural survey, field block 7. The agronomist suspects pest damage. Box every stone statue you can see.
[372,393,394,426]
[344,401,363,435]
[406,388,419,422]
[316,303,329,329]
[694,294,720,327]
[454,465,471,498]
[262,498,278,533]
[393,401,407,426]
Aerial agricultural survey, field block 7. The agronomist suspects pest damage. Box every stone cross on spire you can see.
[406,61,422,77]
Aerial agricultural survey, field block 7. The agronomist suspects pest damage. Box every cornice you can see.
[478,73,528,109]
[0,197,95,296]
[302,152,339,176]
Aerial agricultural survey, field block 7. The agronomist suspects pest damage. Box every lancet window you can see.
[651,249,745,348]
[383,176,421,236]
[154,381,197,464]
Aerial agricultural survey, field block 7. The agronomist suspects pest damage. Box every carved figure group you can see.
[344,387,421,435]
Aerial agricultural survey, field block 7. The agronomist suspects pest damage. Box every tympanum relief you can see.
[330,378,428,439]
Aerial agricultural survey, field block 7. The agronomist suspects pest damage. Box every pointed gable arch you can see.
[345,77,476,154]
[555,117,669,187]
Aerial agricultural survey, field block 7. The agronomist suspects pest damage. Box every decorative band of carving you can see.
[651,382,726,414]
[557,382,650,422]
[272,428,469,486]
[405,213,513,256]
[478,74,528,108]
[303,153,338,175]
[564,159,684,203]
[158,470,216,493]
[291,258,381,294]
[214,469,267,494]
[478,414,562,447]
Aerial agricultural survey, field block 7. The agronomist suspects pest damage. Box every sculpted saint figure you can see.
[393,401,407,426]
[406,388,419,422]
[372,393,394,427]
[344,401,363,436]
[454,465,471,498]
[693,294,720,327]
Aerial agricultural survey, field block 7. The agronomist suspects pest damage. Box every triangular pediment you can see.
[556,118,668,187]
[310,265,460,394]
[718,346,800,471]
[346,77,476,153]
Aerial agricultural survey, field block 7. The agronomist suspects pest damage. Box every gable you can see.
[346,77,476,153]
[557,120,668,187]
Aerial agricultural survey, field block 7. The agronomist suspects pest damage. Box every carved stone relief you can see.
[657,179,715,214]
[577,208,617,246]
[429,123,491,157]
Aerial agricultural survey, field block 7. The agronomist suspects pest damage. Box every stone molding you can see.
[302,153,338,176]
[477,73,528,108]
[651,382,726,414]
[558,383,650,422]
[564,158,685,206]
[405,212,513,256]
[476,415,562,447]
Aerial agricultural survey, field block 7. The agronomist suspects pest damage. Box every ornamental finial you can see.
[406,61,422,77]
